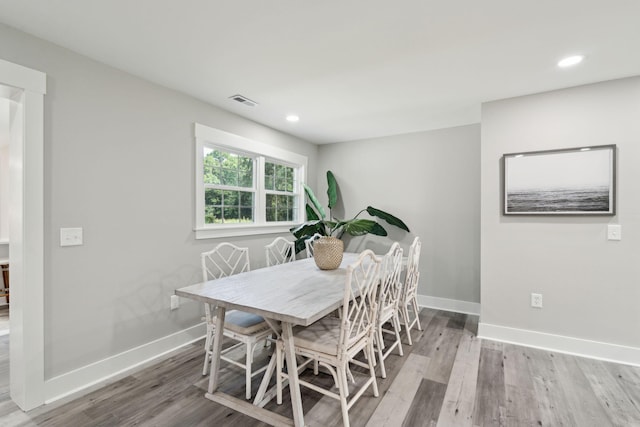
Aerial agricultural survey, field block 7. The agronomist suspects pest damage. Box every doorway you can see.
[0,92,9,335]
[0,59,46,411]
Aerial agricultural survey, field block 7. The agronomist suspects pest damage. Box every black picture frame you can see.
[503,144,616,215]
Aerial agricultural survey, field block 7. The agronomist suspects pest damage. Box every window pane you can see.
[223,207,239,222]
[221,168,238,186]
[266,194,275,208]
[266,193,296,222]
[271,164,294,192]
[203,148,221,185]
[206,148,254,188]
[205,203,223,224]
[210,149,224,167]
[240,191,253,207]
[240,207,253,222]
[238,156,253,188]
[239,171,252,187]
[276,208,288,221]
[205,189,222,224]
[276,194,288,207]
[287,168,294,191]
[264,162,275,191]
[223,190,238,207]
[213,207,223,223]
[205,188,222,206]
[239,156,253,173]
[275,165,286,191]
[205,188,255,224]
[265,208,276,222]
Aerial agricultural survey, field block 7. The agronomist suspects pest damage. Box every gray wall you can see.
[481,76,640,349]
[0,23,318,379]
[317,124,481,304]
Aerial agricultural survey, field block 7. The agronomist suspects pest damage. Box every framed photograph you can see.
[503,144,616,215]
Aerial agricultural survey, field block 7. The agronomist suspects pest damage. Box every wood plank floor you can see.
[1,308,639,426]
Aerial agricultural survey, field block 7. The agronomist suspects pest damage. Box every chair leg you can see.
[393,314,404,357]
[202,327,212,376]
[402,304,413,345]
[366,341,379,398]
[276,341,283,405]
[412,297,422,331]
[375,327,387,379]
[245,341,254,400]
[337,365,351,427]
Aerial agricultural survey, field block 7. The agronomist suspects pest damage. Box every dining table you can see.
[175,252,362,427]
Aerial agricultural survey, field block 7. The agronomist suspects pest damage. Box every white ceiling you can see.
[1,1,639,144]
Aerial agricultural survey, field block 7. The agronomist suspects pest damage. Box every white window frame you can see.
[194,123,307,239]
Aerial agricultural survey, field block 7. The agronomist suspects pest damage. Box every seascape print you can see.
[504,147,614,215]
[507,185,609,212]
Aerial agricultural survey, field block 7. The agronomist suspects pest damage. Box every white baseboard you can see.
[478,322,640,368]
[417,294,481,316]
[44,322,207,404]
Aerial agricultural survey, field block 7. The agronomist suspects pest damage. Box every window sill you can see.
[194,223,297,240]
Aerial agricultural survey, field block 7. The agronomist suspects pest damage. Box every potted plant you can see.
[290,171,410,269]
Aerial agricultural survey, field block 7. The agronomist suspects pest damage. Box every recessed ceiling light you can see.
[286,115,300,123]
[558,55,584,68]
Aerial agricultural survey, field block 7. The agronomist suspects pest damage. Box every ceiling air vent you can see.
[228,94,258,107]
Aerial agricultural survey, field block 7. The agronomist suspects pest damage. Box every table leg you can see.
[208,305,226,394]
[253,350,277,406]
[281,322,305,427]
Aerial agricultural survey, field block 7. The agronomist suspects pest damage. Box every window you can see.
[264,162,297,222]
[203,148,255,224]
[195,124,307,239]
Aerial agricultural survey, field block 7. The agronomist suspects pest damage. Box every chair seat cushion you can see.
[292,315,342,355]
[220,310,269,335]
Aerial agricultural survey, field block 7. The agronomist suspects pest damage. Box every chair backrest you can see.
[265,237,295,266]
[378,242,404,315]
[201,242,250,282]
[304,233,323,258]
[338,250,381,356]
[403,236,421,302]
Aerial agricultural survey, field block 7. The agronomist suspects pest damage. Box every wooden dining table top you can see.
[175,252,362,326]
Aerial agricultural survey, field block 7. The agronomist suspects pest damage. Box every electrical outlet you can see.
[531,293,543,308]
[170,295,180,310]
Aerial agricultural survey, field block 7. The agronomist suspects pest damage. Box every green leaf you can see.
[293,237,308,254]
[305,204,319,221]
[342,219,388,237]
[304,184,326,219]
[290,221,326,239]
[366,206,410,232]
[327,170,338,209]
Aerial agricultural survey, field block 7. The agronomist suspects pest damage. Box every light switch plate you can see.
[607,224,621,241]
[60,227,83,246]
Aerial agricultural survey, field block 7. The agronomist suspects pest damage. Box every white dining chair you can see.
[400,236,422,345]
[275,250,381,427]
[304,233,323,258]
[265,237,295,266]
[373,242,404,378]
[201,242,272,400]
